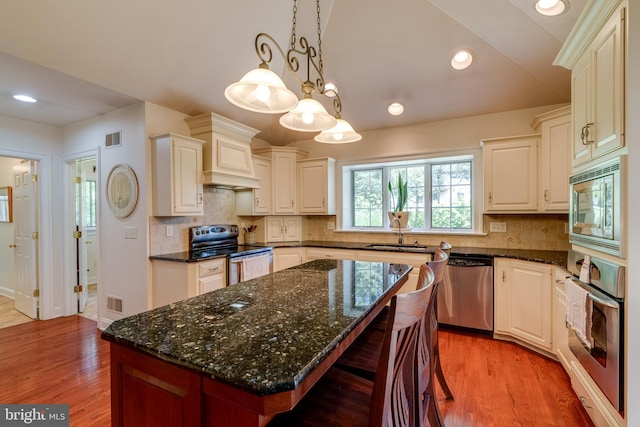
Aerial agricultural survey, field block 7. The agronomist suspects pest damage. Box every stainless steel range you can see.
[566,249,625,412]
[189,224,273,285]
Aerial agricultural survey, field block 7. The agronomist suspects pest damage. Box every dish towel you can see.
[240,254,270,282]
[565,277,593,349]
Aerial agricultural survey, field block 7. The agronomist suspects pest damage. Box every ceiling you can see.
[0,0,585,145]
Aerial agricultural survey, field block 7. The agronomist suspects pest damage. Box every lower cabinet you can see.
[152,258,227,308]
[553,267,572,372]
[305,248,357,261]
[273,248,305,272]
[355,250,431,295]
[494,258,553,351]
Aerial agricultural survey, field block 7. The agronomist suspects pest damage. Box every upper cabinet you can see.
[185,112,260,188]
[554,1,626,168]
[151,133,204,216]
[531,106,571,212]
[253,147,308,215]
[297,158,336,215]
[236,155,272,215]
[482,135,539,212]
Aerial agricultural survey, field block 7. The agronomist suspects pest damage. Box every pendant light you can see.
[224,0,359,141]
[315,115,362,143]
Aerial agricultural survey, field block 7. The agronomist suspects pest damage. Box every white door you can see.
[12,161,38,318]
[74,157,97,313]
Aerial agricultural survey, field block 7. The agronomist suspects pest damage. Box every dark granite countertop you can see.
[269,241,568,269]
[102,259,411,396]
[150,240,567,269]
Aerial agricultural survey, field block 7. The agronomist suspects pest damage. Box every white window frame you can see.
[337,148,484,235]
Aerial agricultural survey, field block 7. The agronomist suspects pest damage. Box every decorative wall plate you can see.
[106,164,138,218]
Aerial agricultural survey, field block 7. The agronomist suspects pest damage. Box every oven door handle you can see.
[587,292,618,309]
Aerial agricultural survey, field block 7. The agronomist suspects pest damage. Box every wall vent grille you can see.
[107,295,123,313]
[105,131,122,148]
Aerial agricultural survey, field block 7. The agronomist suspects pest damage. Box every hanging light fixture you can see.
[225,0,360,141]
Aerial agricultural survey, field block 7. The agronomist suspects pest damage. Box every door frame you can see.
[62,149,101,320]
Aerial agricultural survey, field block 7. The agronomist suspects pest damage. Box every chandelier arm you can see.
[255,32,301,77]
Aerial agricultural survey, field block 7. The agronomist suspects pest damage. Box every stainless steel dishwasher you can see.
[437,255,494,334]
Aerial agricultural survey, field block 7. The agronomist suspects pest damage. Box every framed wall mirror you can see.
[0,186,13,223]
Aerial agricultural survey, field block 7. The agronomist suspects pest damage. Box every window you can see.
[76,180,97,228]
[345,152,479,233]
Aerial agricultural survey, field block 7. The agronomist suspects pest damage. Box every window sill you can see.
[334,228,487,237]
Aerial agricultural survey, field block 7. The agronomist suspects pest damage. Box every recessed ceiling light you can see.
[451,50,473,70]
[388,102,404,116]
[534,0,568,16]
[13,94,37,103]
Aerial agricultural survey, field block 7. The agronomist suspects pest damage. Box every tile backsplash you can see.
[149,187,239,255]
[150,188,570,255]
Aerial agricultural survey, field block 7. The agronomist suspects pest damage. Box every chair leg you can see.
[434,350,454,400]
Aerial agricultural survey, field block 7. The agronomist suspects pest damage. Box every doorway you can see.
[0,156,38,328]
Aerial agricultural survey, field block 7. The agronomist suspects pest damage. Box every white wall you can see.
[0,157,22,298]
[0,115,64,319]
[625,2,639,424]
[290,104,568,160]
[61,101,195,328]
[63,103,148,328]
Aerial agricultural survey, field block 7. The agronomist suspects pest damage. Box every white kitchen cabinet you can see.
[266,216,301,242]
[273,247,305,272]
[552,267,572,373]
[297,158,336,214]
[532,106,571,212]
[151,257,226,308]
[494,258,553,351]
[568,3,625,167]
[151,133,204,216]
[235,155,272,215]
[482,135,539,212]
[253,147,308,214]
[305,248,356,262]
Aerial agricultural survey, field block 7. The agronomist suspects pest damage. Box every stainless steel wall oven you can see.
[566,250,624,412]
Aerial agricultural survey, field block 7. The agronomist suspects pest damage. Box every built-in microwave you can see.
[569,155,626,258]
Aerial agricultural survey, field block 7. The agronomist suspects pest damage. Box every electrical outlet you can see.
[327,221,335,230]
[124,226,137,239]
[241,222,246,229]
[166,225,173,237]
[565,222,569,234]
[490,222,507,233]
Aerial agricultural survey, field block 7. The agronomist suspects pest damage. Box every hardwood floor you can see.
[437,328,594,427]
[0,316,111,427]
[0,317,594,427]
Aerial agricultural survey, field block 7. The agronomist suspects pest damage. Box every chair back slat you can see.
[369,265,436,427]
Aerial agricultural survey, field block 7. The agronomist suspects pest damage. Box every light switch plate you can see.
[124,226,137,239]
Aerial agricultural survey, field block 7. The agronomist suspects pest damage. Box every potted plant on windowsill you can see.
[388,175,409,229]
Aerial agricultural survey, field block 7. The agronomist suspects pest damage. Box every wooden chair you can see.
[268,266,436,427]
[432,242,454,402]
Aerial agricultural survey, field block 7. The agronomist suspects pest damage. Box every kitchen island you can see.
[102,259,412,427]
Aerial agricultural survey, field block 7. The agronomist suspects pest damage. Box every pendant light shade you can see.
[314,118,362,143]
[224,65,298,113]
[279,96,337,132]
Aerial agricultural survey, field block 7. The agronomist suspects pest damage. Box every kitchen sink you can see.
[365,244,430,253]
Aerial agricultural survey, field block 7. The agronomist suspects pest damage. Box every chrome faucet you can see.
[393,217,403,244]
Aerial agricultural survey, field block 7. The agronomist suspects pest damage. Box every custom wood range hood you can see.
[186,112,260,189]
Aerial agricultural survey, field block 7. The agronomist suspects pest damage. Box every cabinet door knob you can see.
[544,190,549,201]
